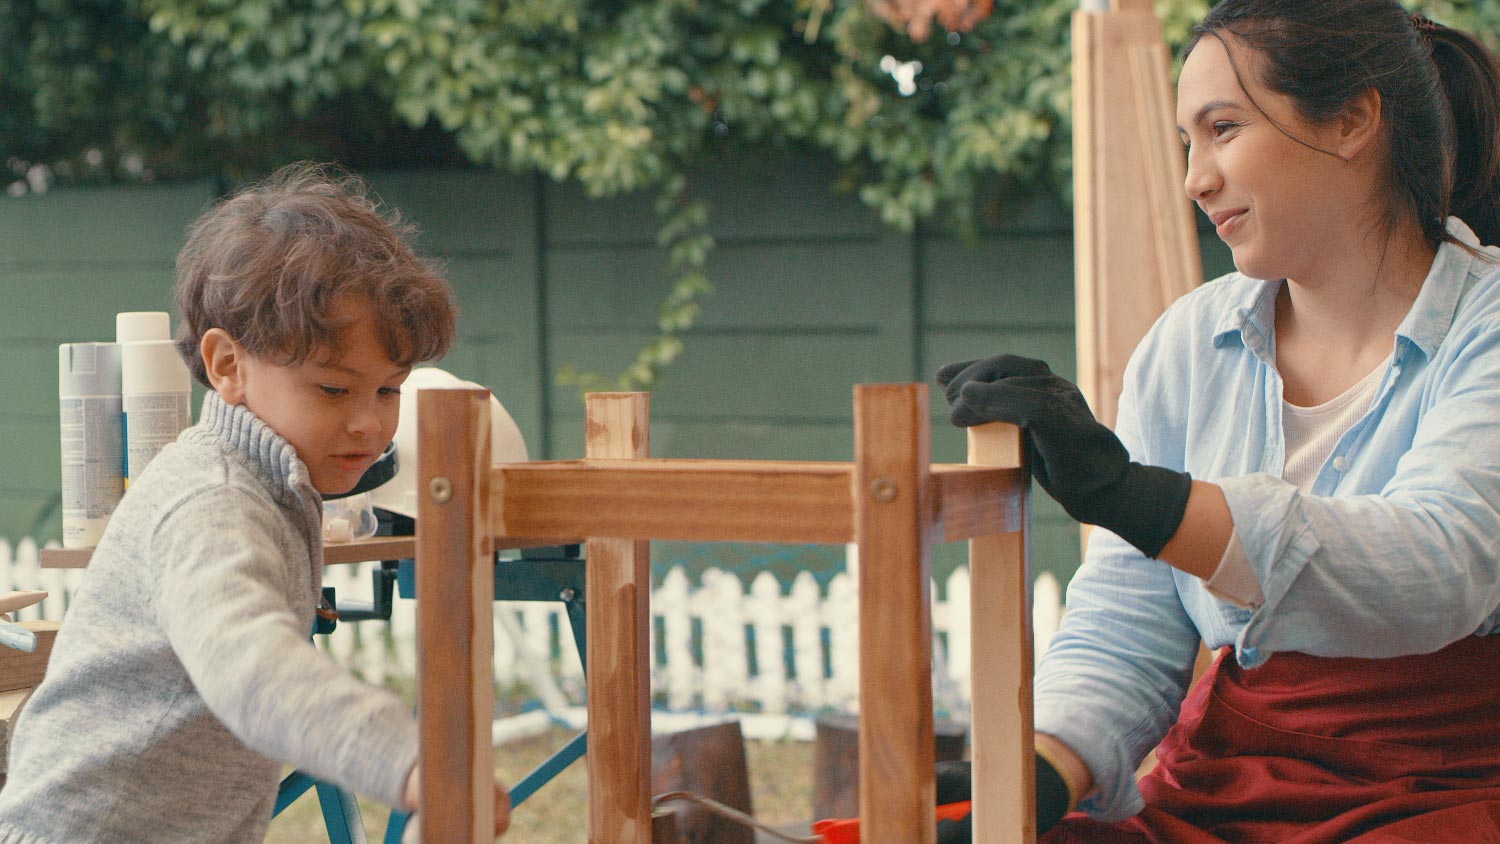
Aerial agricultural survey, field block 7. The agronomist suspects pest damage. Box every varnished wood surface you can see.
[854,384,936,844]
[492,459,1022,545]
[584,393,653,844]
[1072,6,1201,430]
[417,388,495,843]
[968,424,1034,844]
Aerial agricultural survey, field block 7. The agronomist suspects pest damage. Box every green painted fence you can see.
[0,156,1232,587]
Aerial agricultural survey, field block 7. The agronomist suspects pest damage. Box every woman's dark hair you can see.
[1186,1,1500,249]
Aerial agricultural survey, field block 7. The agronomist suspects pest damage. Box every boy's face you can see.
[228,298,409,495]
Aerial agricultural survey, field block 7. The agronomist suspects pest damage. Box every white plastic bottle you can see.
[59,343,125,548]
[121,339,192,486]
[115,311,171,345]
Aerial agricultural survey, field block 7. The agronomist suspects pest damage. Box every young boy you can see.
[0,163,508,842]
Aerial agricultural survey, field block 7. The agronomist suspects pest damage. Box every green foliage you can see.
[6,0,1493,389]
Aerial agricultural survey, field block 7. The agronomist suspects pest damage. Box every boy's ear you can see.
[200,329,248,404]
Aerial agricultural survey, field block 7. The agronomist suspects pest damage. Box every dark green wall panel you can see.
[923,234,1075,328]
[548,237,907,330]
[0,345,63,419]
[546,155,884,247]
[0,182,212,266]
[0,270,181,342]
[548,331,900,421]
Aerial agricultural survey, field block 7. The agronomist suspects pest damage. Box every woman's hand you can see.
[931,749,1081,843]
[937,354,1192,558]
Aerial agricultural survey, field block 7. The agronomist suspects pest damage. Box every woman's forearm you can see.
[1157,480,1234,580]
[1036,732,1095,806]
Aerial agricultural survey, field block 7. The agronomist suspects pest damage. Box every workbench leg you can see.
[315,781,370,844]
[585,392,652,844]
[968,424,1034,844]
[853,384,934,844]
[417,388,495,843]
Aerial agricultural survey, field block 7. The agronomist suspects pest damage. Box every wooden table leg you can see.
[585,392,653,844]
[854,383,935,844]
[968,424,1033,844]
[417,388,495,843]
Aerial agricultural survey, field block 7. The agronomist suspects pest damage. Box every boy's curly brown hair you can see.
[173,162,456,386]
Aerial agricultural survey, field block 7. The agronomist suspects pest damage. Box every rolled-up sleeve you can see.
[1034,532,1200,819]
[1226,318,1500,665]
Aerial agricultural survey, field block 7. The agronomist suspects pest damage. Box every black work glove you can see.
[936,354,1192,558]
[933,757,1074,843]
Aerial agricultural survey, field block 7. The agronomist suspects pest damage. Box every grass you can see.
[265,726,814,843]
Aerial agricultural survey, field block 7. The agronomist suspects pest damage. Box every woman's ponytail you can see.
[1424,22,1500,245]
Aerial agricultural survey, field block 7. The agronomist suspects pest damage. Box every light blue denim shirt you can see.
[1034,218,1500,821]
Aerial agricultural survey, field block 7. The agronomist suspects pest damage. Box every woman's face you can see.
[1176,35,1360,283]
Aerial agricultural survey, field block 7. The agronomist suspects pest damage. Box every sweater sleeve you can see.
[151,484,417,808]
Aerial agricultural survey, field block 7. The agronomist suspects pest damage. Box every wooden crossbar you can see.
[416,383,1034,844]
[488,459,1024,545]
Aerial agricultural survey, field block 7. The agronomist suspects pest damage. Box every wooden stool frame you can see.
[415,384,1035,844]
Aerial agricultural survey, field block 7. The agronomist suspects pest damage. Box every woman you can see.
[937,1,1500,841]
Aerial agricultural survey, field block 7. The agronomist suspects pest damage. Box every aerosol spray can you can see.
[121,339,192,486]
[58,343,124,548]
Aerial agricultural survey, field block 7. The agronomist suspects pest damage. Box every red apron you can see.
[1043,634,1500,843]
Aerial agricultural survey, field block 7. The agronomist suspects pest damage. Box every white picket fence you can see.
[0,537,1065,723]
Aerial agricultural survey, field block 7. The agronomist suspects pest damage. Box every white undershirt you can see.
[1204,357,1390,607]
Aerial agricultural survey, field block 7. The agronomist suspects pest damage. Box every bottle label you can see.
[60,394,125,546]
[124,392,192,485]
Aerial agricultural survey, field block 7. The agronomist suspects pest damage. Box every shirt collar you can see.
[1393,217,1483,359]
[1210,216,1485,361]
[1211,276,1280,359]
[190,390,319,509]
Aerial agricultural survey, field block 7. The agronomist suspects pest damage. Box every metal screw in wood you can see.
[429,477,453,504]
[869,477,898,503]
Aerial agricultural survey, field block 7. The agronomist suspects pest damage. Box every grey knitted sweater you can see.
[0,392,417,843]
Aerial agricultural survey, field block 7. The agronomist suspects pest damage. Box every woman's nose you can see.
[1183,147,1220,201]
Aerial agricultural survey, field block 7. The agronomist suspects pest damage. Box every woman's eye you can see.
[378,387,402,398]
[1212,121,1239,137]
[319,385,348,397]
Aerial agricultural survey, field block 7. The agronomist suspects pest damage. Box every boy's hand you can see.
[402,766,512,839]
[494,782,512,836]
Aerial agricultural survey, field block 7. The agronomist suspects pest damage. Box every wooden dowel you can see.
[585,392,653,844]
[967,423,1033,844]
[417,388,495,843]
[854,383,935,844]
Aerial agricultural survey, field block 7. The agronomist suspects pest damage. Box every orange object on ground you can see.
[812,800,972,843]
